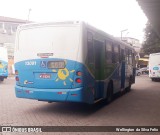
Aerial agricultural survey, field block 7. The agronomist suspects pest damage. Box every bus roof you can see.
[17,21,135,51]
[17,21,81,29]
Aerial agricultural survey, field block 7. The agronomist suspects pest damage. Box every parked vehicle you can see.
[0,46,8,81]
[140,67,149,74]
[14,21,136,104]
[136,68,142,76]
[149,53,160,81]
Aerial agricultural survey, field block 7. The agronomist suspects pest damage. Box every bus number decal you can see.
[25,61,36,66]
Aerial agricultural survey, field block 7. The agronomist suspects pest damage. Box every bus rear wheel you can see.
[0,78,4,81]
[126,76,133,92]
[106,83,113,104]
[126,85,131,92]
[151,78,156,81]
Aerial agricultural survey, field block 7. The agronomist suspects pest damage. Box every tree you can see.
[142,22,160,54]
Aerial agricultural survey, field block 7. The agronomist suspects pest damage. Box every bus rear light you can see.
[15,70,19,75]
[76,78,82,83]
[57,92,67,94]
[15,77,19,81]
[58,92,62,94]
[76,71,82,76]
[25,90,30,93]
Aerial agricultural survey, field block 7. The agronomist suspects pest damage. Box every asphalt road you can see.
[0,75,160,134]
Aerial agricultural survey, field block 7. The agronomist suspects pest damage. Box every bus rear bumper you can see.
[15,85,94,104]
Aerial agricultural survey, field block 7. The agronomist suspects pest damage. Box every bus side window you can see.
[129,50,132,65]
[132,53,136,66]
[105,41,112,64]
[125,49,129,64]
[121,49,125,61]
[112,44,119,64]
[87,32,94,64]
[114,44,119,63]
[118,45,122,63]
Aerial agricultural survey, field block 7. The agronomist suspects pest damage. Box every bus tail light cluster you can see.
[15,70,19,82]
[75,71,82,84]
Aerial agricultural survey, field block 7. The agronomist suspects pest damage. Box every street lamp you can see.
[135,54,140,68]
[121,29,128,40]
[27,8,32,22]
[125,32,129,37]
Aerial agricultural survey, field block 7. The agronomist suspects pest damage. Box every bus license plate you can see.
[39,74,51,79]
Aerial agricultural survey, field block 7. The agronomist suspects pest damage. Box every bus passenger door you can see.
[94,40,105,99]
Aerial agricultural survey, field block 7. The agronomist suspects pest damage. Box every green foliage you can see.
[142,22,160,54]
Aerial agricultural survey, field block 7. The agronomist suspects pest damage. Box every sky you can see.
[0,0,148,42]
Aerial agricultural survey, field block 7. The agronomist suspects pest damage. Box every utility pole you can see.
[27,8,32,22]
[121,29,128,40]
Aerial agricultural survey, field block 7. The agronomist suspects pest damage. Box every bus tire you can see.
[106,82,113,104]
[0,78,4,81]
[126,84,131,92]
[137,72,141,76]
[126,77,132,92]
[151,78,155,81]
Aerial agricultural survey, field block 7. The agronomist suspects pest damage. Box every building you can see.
[121,37,148,68]
[122,37,141,52]
[0,16,27,74]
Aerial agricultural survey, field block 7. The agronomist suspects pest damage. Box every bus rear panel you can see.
[15,22,95,104]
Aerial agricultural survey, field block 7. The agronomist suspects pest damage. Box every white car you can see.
[136,68,142,76]
[140,67,149,74]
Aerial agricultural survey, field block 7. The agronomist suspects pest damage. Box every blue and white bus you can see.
[14,21,136,104]
[0,46,8,81]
